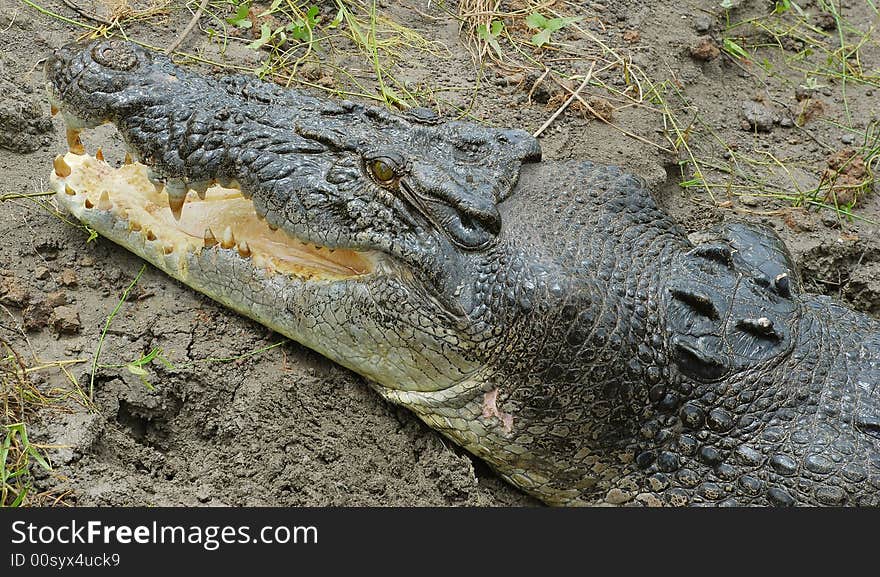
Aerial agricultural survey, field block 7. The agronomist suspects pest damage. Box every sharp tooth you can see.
[119,208,129,220]
[165,180,187,220]
[203,228,218,247]
[146,169,164,192]
[95,147,104,161]
[66,127,85,155]
[124,152,133,165]
[98,190,112,211]
[146,229,157,241]
[130,220,142,232]
[237,240,251,258]
[51,105,59,116]
[84,198,94,209]
[53,155,72,177]
[188,180,210,200]
[164,243,174,255]
[221,226,235,249]
[64,184,76,196]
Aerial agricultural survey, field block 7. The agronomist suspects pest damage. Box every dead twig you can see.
[532,61,595,138]
[167,0,209,55]
[59,0,112,26]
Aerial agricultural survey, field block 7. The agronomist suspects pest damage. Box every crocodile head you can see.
[45,40,541,395]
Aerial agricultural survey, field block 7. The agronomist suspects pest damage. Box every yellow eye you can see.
[369,159,397,184]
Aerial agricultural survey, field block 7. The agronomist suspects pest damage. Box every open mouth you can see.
[49,148,373,281]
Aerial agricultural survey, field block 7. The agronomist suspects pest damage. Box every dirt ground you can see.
[0,0,878,506]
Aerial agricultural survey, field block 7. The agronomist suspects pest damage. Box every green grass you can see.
[89,264,146,399]
[0,338,70,507]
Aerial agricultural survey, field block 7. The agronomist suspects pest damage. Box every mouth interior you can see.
[50,152,372,280]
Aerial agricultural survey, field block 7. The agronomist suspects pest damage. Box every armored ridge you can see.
[46,40,880,505]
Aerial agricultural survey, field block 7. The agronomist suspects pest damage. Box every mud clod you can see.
[690,36,720,61]
[50,305,81,334]
[820,148,875,207]
[59,268,78,287]
[796,98,827,126]
[23,299,53,331]
[0,275,29,307]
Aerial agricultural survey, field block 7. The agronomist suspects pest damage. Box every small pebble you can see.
[694,15,713,33]
[742,100,775,132]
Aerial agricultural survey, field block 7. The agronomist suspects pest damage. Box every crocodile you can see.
[45,40,880,506]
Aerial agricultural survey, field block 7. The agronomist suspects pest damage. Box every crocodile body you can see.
[45,41,880,506]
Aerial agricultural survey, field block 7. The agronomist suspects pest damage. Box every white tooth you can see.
[146,169,164,192]
[165,179,187,220]
[188,180,210,200]
[54,155,72,177]
[221,226,235,249]
[237,240,251,258]
[204,228,218,247]
[98,190,112,211]
[66,127,85,155]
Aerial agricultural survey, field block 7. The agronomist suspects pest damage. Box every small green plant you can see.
[90,265,146,400]
[249,3,322,51]
[524,12,582,48]
[226,1,252,29]
[1,423,51,508]
[476,19,504,60]
[117,347,175,392]
[801,76,823,90]
[721,37,750,61]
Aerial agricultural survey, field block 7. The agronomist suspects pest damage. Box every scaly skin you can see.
[46,41,880,506]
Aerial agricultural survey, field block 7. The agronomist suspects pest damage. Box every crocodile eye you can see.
[368,158,398,186]
[91,41,139,71]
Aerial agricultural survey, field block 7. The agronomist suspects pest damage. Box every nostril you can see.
[499,129,542,161]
